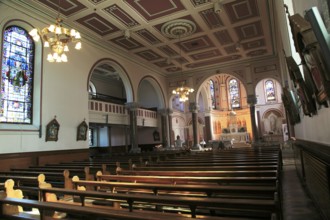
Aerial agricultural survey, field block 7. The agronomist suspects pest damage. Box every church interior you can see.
[0,0,329,219]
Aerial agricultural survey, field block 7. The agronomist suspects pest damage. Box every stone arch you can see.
[87,58,134,103]
[262,108,284,135]
[193,70,249,104]
[137,76,166,109]
[255,78,283,105]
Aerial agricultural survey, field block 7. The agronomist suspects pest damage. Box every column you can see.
[189,102,202,150]
[124,126,129,153]
[247,95,259,142]
[125,102,140,153]
[168,109,174,147]
[204,110,212,142]
[158,109,169,148]
[107,126,112,154]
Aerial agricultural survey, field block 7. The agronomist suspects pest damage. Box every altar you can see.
[220,132,249,143]
[219,110,250,143]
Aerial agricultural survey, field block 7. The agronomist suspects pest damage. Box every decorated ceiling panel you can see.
[27,0,275,75]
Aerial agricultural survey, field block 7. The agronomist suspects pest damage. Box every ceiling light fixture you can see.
[235,41,241,51]
[161,19,196,102]
[214,0,223,13]
[29,0,82,62]
[124,29,130,39]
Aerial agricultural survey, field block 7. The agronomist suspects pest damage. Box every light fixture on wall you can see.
[29,0,82,62]
[161,19,196,102]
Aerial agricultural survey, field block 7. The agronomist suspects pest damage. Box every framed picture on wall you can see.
[282,87,301,125]
[287,9,330,106]
[77,120,88,141]
[46,117,60,142]
[285,56,317,116]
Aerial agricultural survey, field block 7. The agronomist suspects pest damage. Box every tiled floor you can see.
[281,147,324,220]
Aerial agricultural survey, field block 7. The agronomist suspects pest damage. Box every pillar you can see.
[124,126,129,153]
[189,102,202,150]
[158,109,170,148]
[168,109,174,147]
[204,110,212,142]
[108,126,112,154]
[125,102,140,153]
[247,95,259,142]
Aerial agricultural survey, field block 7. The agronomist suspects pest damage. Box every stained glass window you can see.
[1,26,34,124]
[265,80,276,102]
[229,78,240,109]
[210,80,215,109]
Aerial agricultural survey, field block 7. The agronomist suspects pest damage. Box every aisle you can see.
[281,147,323,220]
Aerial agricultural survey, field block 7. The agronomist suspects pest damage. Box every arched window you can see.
[265,80,276,102]
[229,78,240,109]
[1,26,34,124]
[209,80,215,109]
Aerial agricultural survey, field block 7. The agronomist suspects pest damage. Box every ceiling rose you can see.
[161,19,196,39]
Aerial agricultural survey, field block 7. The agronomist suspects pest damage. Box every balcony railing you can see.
[89,100,158,127]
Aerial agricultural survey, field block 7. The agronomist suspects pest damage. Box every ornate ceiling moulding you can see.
[161,19,196,39]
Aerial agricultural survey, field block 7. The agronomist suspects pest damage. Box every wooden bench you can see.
[133,165,279,171]
[117,169,278,177]
[0,175,39,187]
[97,174,278,186]
[0,197,254,220]
[38,187,280,219]
[72,177,279,199]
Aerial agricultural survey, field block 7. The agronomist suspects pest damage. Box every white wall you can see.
[0,3,168,153]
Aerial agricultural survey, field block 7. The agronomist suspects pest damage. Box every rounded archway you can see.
[137,76,166,109]
[88,59,133,103]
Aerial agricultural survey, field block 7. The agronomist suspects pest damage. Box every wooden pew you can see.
[0,171,65,188]
[133,165,279,171]
[72,177,279,199]
[0,197,254,220]
[11,166,101,182]
[97,174,278,186]
[117,169,278,177]
[38,187,280,219]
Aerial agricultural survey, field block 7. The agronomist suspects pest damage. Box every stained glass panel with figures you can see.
[265,80,276,102]
[210,80,216,109]
[229,79,240,109]
[1,26,34,124]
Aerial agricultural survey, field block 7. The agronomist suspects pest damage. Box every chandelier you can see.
[172,84,194,102]
[162,19,196,102]
[29,0,81,62]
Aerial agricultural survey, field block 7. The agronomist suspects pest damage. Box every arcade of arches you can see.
[89,64,286,150]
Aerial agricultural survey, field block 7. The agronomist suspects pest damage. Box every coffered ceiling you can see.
[13,0,277,76]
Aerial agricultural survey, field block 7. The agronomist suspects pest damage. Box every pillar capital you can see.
[125,102,140,111]
[158,108,173,116]
[189,102,199,113]
[247,94,257,106]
